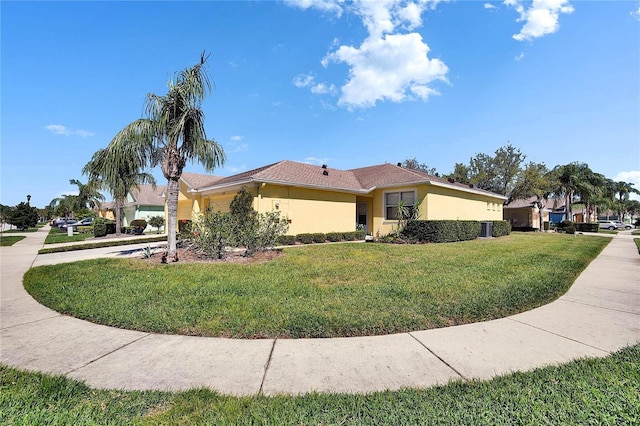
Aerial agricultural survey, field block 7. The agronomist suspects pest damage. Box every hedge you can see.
[400,220,482,243]
[491,220,511,237]
[326,232,343,242]
[574,222,599,233]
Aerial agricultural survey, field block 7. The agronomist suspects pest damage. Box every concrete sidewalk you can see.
[1,226,638,395]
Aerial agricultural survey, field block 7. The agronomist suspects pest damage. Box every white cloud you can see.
[506,0,574,41]
[484,3,497,9]
[324,32,448,109]
[515,52,525,61]
[230,135,243,141]
[283,0,344,17]
[614,171,640,201]
[302,156,330,166]
[289,1,448,110]
[45,124,94,137]
[632,6,640,20]
[293,73,336,95]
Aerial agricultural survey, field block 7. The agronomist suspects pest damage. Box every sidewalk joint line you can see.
[408,333,468,382]
[259,338,277,395]
[65,333,152,375]
[506,318,611,354]
[559,298,639,316]
[0,311,62,331]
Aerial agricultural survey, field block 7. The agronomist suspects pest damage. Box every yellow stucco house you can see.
[175,161,506,237]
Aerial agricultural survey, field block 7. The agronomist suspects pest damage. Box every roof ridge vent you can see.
[448,177,455,183]
[322,164,328,169]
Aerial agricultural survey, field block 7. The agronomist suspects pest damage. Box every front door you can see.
[356,202,368,232]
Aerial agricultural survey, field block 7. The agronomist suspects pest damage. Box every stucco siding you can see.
[425,186,503,221]
[257,185,356,235]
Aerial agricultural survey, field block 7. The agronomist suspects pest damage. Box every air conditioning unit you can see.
[480,221,493,238]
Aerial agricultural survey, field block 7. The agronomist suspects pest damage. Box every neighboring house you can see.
[503,197,555,230]
[176,161,507,236]
[122,185,166,227]
[98,185,166,228]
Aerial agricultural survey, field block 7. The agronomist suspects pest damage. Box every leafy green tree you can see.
[446,163,470,185]
[614,181,640,220]
[401,158,438,175]
[8,202,38,230]
[451,144,526,195]
[509,162,554,231]
[108,52,225,260]
[83,144,155,236]
[148,215,165,233]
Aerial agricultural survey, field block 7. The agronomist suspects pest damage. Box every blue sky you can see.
[2,0,639,207]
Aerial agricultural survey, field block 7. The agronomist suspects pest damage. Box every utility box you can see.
[480,221,493,238]
[67,226,73,236]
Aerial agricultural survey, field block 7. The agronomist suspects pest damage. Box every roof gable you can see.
[129,184,165,206]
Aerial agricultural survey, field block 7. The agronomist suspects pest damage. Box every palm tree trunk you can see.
[115,199,122,236]
[166,177,180,259]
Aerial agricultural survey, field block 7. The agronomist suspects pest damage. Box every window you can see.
[385,191,416,220]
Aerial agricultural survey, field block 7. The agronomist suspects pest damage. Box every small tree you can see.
[230,187,259,254]
[191,209,234,259]
[148,215,165,233]
[8,202,39,230]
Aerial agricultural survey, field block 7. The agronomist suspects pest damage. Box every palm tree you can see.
[69,178,105,212]
[83,137,156,236]
[48,194,78,219]
[550,163,579,221]
[109,52,225,259]
[614,181,640,220]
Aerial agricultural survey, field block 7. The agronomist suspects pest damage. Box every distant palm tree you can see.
[48,194,77,219]
[69,178,105,212]
[109,52,225,259]
[83,139,156,236]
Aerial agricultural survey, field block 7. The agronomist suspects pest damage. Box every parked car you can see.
[598,220,625,230]
[69,217,94,231]
[57,219,78,229]
[613,220,633,230]
[50,218,68,227]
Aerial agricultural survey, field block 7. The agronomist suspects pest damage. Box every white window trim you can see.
[382,189,417,222]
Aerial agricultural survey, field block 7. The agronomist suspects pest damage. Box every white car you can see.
[613,221,633,230]
[598,220,627,230]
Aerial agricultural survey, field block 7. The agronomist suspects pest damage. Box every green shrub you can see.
[491,220,511,237]
[575,222,598,233]
[555,220,574,234]
[278,235,296,245]
[77,225,94,234]
[354,230,366,240]
[106,223,116,235]
[296,233,314,244]
[94,222,107,237]
[130,219,148,230]
[178,220,192,234]
[400,220,481,243]
[343,232,355,241]
[311,233,326,243]
[326,232,344,242]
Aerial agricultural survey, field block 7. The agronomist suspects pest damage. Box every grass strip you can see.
[25,233,609,338]
[634,238,640,254]
[1,343,638,425]
[0,235,26,246]
[38,235,168,254]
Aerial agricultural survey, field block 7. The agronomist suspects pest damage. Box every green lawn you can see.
[44,226,95,244]
[1,343,638,425]
[24,233,610,338]
[0,235,25,246]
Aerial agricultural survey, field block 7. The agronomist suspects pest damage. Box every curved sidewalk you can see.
[1,227,638,396]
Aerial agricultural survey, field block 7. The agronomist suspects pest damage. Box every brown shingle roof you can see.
[181,172,224,190]
[129,184,165,206]
[504,196,559,210]
[187,160,506,199]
